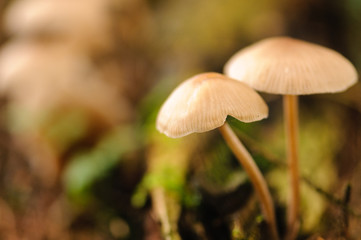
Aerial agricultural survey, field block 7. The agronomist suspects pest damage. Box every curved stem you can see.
[219,123,279,240]
[284,95,300,240]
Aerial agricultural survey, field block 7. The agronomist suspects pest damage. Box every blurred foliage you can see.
[0,0,360,239]
[7,106,89,151]
[64,126,140,204]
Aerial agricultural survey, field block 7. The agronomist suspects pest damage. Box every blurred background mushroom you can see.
[0,0,360,239]
[4,0,114,53]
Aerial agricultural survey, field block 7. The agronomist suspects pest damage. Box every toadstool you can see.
[224,36,358,239]
[4,0,113,53]
[157,72,279,239]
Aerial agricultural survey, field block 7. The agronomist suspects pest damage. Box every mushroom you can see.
[157,72,279,240]
[224,36,358,239]
[4,0,113,53]
[0,41,131,186]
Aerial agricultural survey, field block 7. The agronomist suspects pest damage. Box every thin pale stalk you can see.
[284,95,300,240]
[151,187,181,240]
[219,123,279,240]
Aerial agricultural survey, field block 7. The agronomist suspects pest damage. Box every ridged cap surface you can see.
[224,37,358,95]
[156,72,268,138]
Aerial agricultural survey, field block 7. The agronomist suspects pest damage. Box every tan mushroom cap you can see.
[156,72,268,138]
[224,37,358,95]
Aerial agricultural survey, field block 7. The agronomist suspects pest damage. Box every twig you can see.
[234,129,361,219]
[301,177,361,219]
[341,184,351,238]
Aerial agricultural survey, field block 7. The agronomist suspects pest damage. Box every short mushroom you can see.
[224,36,358,239]
[157,72,279,240]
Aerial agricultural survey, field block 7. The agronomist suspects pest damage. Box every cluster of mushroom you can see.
[156,37,358,240]
[0,0,130,187]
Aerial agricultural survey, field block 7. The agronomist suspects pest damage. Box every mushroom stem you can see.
[283,95,300,240]
[219,123,279,240]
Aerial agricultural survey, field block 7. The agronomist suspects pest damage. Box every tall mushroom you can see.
[224,36,358,239]
[157,72,279,240]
